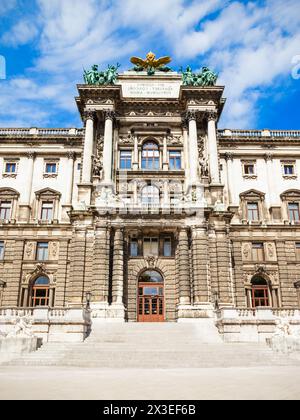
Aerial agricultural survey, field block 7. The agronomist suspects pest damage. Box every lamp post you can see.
[86,291,92,309]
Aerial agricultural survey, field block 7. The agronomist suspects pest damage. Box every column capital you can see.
[83,110,96,123]
[26,151,36,159]
[185,110,198,122]
[264,152,273,162]
[206,111,218,122]
[104,110,116,121]
[66,151,76,160]
[224,152,234,162]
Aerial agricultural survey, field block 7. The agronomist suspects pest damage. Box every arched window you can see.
[139,270,163,283]
[141,185,160,206]
[251,276,270,307]
[141,141,160,170]
[31,276,50,307]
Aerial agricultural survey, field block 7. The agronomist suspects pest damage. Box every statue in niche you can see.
[93,156,103,177]
[199,157,209,177]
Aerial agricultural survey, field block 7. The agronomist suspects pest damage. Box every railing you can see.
[218,307,300,320]
[0,128,85,136]
[218,129,300,139]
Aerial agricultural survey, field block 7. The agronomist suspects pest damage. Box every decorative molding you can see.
[83,110,96,122]
[206,111,218,122]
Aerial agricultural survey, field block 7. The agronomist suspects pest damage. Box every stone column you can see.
[81,111,95,184]
[19,151,35,222]
[132,134,139,170]
[187,111,199,185]
[163,180,169,206]
[192,226,210,304]
[93,226,110,303]
[112,228,124,305]
[182,121,190,189]
[103,111,115,184]
[178,229,191,304]
[163,136,168,171]
[62,152,75,221]
[224,153,233,205]
[207,112,220,184]
[264,153,276,206]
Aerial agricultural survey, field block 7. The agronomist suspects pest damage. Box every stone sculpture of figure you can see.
[274,319,292,337]
[84,65,100,84]
[92,157,103,177]
[199,157,209,177]
[181,65,195,86]
[105,64,120,85]
[6,316,34,338]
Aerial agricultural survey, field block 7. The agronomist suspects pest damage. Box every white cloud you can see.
[0,0,300,128]
[1,20,39,47]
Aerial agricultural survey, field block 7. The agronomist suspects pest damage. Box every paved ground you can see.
[1,366,300,400]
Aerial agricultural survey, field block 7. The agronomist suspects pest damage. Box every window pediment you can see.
[280,189,300,201]
[0,188,20,199]
[240,189,265,201]
[35,188,61,199]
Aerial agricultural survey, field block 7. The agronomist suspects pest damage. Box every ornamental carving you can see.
[118,134,134,145]
[24,242,35,260]
[266,242,277,261]
[93,136,104,178]
[83,111,95,122]
[166,134,183,145]
[241,243,252,262]
[49,242,59,260]
[207,111,218,122]
[199,157,209,177]
[145,256,158,268]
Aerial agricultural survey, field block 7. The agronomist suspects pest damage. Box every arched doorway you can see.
[137,270,164,322]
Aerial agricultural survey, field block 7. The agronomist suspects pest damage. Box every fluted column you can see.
[82,111,95,184]
[163,135,168,170]
[224,153,233,205]
[103,111,115,183]
[112,228,124,304]
[66,152,75,205]
[182,120,190,188]
[132,134,139,170]
[178,229,191,304]
[192,226,210,304]
[19,151,35,221]
[207,111,219,184]
[187,111,199,184]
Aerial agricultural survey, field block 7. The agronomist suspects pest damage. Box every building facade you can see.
[0,65,300,342]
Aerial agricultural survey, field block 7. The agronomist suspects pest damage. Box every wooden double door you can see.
[138,282,164,322]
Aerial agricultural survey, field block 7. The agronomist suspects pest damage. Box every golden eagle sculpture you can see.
[130,52,172,75]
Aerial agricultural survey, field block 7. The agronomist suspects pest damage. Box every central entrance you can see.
[137,270,164,322]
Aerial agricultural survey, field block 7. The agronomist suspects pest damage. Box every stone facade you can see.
[0,71,300,342]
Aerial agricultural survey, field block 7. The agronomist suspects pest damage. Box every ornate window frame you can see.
[2,158,19,179]
[280,189,300,224]
[281,160,297,180]
[34,188,61,224]
[239,189,266,224]
[20,263,56,307]
[0,188,19,223]
[241,160,257,179]
[43,159,59,178]
[244,267,281,308]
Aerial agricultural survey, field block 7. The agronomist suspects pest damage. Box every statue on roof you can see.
[83,64,120,85]
[181,66,218,87]
[130,52,172,76]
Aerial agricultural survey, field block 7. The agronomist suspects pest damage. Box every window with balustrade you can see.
[44,160,59,177]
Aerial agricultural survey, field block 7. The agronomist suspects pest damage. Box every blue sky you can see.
[0,0,299,129]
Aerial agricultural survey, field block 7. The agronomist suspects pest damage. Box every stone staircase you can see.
[5,323,300,368]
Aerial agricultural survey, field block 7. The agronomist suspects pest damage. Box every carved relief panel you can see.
[49,242,59,261]
[24,242,36,261]
[241,242,252,262]
[264,242,277,262]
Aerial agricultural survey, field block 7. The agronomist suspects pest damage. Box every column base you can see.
[90,302,125,322]
[77,183,93,206]
[18,204,31,222]
[177,303,215,320]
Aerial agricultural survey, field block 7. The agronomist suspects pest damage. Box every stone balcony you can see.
[216,307,300,343]
[0,307,91,343]
[218,129,300,141]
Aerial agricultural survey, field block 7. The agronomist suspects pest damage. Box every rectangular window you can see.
[169,151,182,170]
[130,239,138,257]
[247,202,259,221]
[120,151,132,170]
[0,201,11,220]
[288,203,300,222]
[45,163,57,174]
[252,242,264,261]
[5,162,16,173]
[143,237,159,256]
[243,164,255,175]
[283,163,295,176]
[36,242,49,261]
[41,202,53,221]
[0,241,5,260]
[163,238,172,257]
